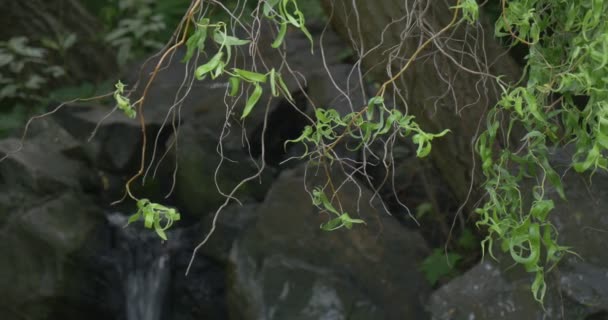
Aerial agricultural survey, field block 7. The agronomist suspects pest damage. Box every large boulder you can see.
[170,123,274,219]
[547,167,608,315]
[0,192,103,319]
[428,261,567,320]
[227,164,432,319]
[51,103,164,173]
[0,138,104,319]
[0,138,86,194]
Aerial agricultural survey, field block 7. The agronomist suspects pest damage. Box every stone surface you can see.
[429,261,561,320]
[0,138,85,193]
[198,201,259,263]
[548,167,608,316]
[0,192,103,320]
[227,164,431,320]
[171,124,275,219]
[52,103,166,172]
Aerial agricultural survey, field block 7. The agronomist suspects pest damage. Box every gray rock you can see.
[0,192,103,319]
[52,103,155,172]
[198,201,259,263]
[227,164,431,319]
[0,138,86,193]
[171,124,274,219]
[228,252,384,320]
[429,261,563,320]
[548,168,608,315]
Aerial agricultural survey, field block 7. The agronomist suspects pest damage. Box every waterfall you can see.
[107,212,175,320]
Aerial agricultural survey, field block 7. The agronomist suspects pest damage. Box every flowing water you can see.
[107,212,175,320]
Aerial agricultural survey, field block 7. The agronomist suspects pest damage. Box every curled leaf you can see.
[241,83,263,119]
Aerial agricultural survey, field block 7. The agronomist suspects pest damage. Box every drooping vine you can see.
[476,0,608,303]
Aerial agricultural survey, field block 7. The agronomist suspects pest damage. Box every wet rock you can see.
[228,252,384,320]
[26,117,82,155]
[559,262,608,310]
[169,234,229,320]
[227,164,431,319]
[52,103,165,172]
[548,168,608,315]
[0,192,103,320]
[198,201,259,263]
[171,124,274,219]
[428,261,563,320]
[0,134,106,320]
[0,138,88,194]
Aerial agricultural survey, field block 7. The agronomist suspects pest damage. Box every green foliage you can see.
[0,37,69,104]
[453,0,479,24]
[263,0,314,50]
[106,2,606,307]
[113,80,136,119]
[0,36,81,136]
[84,0,191,65]
[476,0,608,303]
[126,199,181,241]
[457,228,477,251]
[183,16,292,120]
[286,96,450,159]
[420,249,462,286]
[103,0,167,66]
[312,187,366,231]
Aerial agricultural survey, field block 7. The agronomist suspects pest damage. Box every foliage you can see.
[0,37,69,104]
[113,80,136,119]
[476,0,608,303]
[10,0,602,305]
[312,187,365,231]
[0,36,75,136]
[420,249,462,286]
[287,96,450,159]
[103,0,168,66]
[84,0,192,65]
[125,198,181,241]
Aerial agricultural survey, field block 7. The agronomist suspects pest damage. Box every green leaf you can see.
[144,209,154,228]
[320,216,345,231]
[312,187,340,215]
[125,212,141,226]
[339,213,365,229]
[530,200,554,221]
[154,219,168,241]
[270,68,278,97]
[183,29,204,63]
[229,76,240,96]
[420,249,462,286]
[276,72,292,100]
[234,68,268,83]
[213,31,251,46]
[241,83,263,119]
[457,228,477,250]
[195,51,224,80]
[272,22,288,48]
[531,270,547,303]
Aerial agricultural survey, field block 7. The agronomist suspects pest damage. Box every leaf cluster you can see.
[312,187,365,231]
[113,80,136,119]
[126,198,181,241]
[476,0,608,303]
[287,96,450,159]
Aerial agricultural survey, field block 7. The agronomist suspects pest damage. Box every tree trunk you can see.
[322,0,521,206]
[1,0,117,82]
